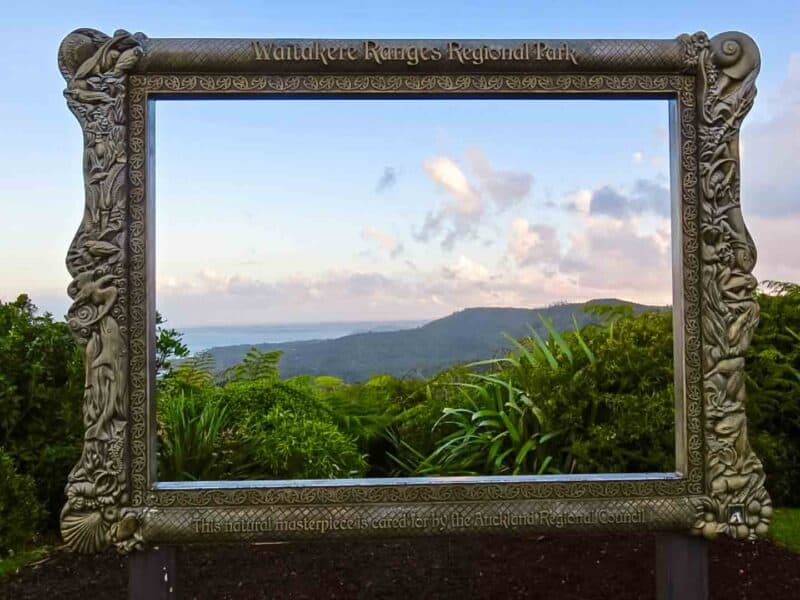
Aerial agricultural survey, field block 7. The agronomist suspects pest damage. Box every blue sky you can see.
[0,0,798,325]
[156,98,671,325]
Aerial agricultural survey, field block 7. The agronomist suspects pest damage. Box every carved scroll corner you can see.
[61,505,145,554]
[57,28,146,85]
[708,31,760,81]
[680,30,760,81]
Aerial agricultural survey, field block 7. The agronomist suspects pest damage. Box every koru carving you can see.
[58,28,145,554]
[682,31,772,540]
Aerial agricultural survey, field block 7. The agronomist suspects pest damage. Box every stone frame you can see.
[56,30,770,553]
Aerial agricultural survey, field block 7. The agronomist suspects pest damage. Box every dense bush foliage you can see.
[1,284,798,554]
[155,312,190,374]
[510,309,677,474]
[0,448,42,554]
[746,282,800,505]
[0,295,83,529]
[222,378,366,479]
[310,374,406,476]
[158,391,239,481]
[394,374,560,476]
[390,368,470,458]
[388,310,675,477]
[158,368,366,480]
[155,293,800,503]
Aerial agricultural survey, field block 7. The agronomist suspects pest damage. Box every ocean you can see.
[178,320,429,354]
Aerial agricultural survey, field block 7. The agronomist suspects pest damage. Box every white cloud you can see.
[422,156,482,217]
[157,261,579,326]
[416,149,535,250]
[562,189,592,214]
[361,225,403,258]
[415,156,484,249]
[441,255,490,282]
[158,269,409,325]
[508,218,560,267]
[740,53,800,217]
[559,213,672,303]
[466,147,533,210]
[501,180,675,305]
[749,214,800,284]
[157,202,680,327]
[589,180,669,218]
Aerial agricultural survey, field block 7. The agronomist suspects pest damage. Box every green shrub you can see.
[157,390,244,481]
[155,312,190,375]
[396,373,559,476]
[229,380,366,479]
[218,379,326,424]
[0,295,83,531]
[158,352,215,396]
[247,411,366,479]
[391,368,472,458]
[746,282,800,505]
[313,375,346,391]
[157,379,366,480]
[564,388,675,473]
[482,310,675,474]
[219,348,282,384]
[548,311,675,473]
[318,388,396,477]
[319,379,399,444]
[30,443,80,530]
[0,448,42,554]
[312,374,431,476]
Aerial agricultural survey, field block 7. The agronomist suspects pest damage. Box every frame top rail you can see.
[132,37,690,74]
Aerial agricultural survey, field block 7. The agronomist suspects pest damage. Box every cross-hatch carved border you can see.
[126,73,702,508]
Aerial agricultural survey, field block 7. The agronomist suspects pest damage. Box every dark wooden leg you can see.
[129,545,177,600]
[656,534,708,600]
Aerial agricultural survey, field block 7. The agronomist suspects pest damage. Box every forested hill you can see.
[203,299,662,382]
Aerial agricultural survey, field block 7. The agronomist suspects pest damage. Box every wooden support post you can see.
[129,545,177,600]
[656,534,708,600]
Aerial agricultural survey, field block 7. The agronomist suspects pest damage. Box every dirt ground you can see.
[2,534,799,599]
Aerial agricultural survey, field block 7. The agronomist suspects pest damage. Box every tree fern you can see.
[220,347,283,383]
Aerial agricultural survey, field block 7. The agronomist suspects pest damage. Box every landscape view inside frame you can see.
[154,97,678,483]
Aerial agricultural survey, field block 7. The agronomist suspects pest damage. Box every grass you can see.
[769,508,800,553]
[0,546,49,578]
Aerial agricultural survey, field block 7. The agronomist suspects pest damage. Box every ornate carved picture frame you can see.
[57,30,770,554]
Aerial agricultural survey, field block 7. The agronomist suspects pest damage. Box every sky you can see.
[0,0,798,327]
[156,98,672,325]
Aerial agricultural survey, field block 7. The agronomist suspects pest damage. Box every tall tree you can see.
[155,311,189,375]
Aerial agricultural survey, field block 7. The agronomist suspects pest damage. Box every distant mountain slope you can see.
[203,299,663,382]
